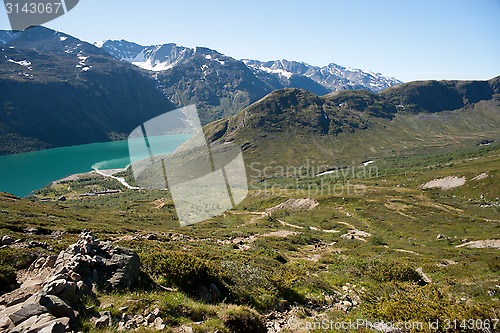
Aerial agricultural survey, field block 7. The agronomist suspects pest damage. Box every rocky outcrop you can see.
[0,231,141,332]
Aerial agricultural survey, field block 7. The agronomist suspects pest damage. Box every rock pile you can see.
[333,283,363,312]
[113,307,166,331]
[0,231,140,332]
[265,283,365,332]
[265,198,319,213]
[86,305,180,331]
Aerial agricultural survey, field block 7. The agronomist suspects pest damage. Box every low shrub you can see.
[370,235,387,246]
[219,305,266,333]
[0,247,38,269]
[0,265,18,294]
[363,282,498,332]
[367,259,421,283]
[0,247,39,295]
[141,251,227,295]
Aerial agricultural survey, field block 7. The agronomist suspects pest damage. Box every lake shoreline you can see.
[0,134,191,197]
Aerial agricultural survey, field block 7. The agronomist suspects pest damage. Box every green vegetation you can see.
[204,82,499,170]
[1,77,499,331]
[1,143,498,331]
[2,26,499,333]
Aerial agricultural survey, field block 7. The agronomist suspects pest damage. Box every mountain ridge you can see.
[1,27,404,131]
[242,59,401,93]
[100,39,402,93]
[0,26,175,155]
[2,26,497,160]
[203,76,500,167]
[99,39,403,122]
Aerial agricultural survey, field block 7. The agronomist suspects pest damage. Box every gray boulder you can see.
[8,300,47,326]
[0,288,33,307]
[1,235,15,246]
[26,315,70,333]
[42,278,79,307]
[92,311,111,328]
[54,233,140,291]
[197,284,212,302]
[39,295,76,323]
[101,247,141,290]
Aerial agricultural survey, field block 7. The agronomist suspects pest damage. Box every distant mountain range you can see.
[100,39,402,122]
[242,59,401,93]
[0,26,404,154]
[100,39,401,94]
[2,26,497,160]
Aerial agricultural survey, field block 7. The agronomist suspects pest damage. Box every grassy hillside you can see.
[1,143,498,332]
[203,82,500,171]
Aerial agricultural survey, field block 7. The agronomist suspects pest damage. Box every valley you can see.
[0,22,499,333]
[0,141,498,332]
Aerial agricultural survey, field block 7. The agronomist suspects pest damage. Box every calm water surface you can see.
[0,134,191,197]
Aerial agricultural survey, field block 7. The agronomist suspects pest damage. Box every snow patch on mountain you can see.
[7,59,32,69]
[254,65,293,79]
[76,53,92,71]
[132,59,176,71]
[101,40,194,72]
[77,55,88,63]
[203,53,226,66]
[244,59,402,92]
[100,39,402,93]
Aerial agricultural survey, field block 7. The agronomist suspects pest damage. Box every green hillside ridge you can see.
[155,48,272,124]
[379,76,500,113]
[203,77,500,171]
[1,75,499,331]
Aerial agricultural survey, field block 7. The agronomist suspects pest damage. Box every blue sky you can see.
[1,0,499,82]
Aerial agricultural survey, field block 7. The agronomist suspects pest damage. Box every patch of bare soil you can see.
[150,198,169,210]
[52,171,98,184]
[421,176,466,190]
[337,221,372,241]
[455,239,500,249]
[265,198,319,213]
[471,172,489,181]
[262,230,299,238]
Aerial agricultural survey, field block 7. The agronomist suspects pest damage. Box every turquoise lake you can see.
[0,134,191,197]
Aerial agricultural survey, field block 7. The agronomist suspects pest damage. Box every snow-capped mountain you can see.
[98,40,402,122]
[0,26,115,76]
[242,59,402,92]
[99,40,194,72]
[99,40,402,94]
[99,40,273,122]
